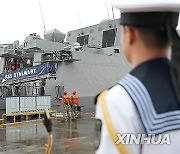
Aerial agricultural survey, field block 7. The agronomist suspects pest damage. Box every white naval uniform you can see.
[95,58,180,154]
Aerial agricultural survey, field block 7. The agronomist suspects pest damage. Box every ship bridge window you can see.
[102,28,116,48]
[77,35,89,46]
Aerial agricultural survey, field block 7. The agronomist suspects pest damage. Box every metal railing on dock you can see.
[0,110,57,124]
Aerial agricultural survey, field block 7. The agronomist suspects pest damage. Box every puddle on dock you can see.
[0,114,94,154]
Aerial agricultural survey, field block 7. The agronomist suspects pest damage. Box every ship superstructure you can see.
[0,19,130,114]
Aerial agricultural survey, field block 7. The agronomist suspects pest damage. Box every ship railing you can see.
[0,109,57,125]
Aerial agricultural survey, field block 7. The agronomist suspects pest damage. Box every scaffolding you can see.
[0,62,56,99]
[0,78,52,99]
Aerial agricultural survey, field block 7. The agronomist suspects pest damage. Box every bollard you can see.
[26,113,28,121]
[13,115,16,124]
[38,113,41,119]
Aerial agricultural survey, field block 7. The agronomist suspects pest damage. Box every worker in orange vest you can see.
[71,90,79,120]
[62,90,71,121]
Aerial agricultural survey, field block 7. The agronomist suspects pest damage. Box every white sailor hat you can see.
[110,0,180,27]
[110,0,180,104]
[111,0,180,13]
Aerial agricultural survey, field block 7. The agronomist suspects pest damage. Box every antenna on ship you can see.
[38,0,46,36]
[112,7,115,20]
[77,13,83,34]
[105,1,112,27]
[111,6,118,47]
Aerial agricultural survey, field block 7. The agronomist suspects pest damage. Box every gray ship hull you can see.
[45,51,130,112]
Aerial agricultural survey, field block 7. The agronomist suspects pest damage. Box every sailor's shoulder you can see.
[107,84,128,98]
[96,84,142,131]
[96,84,133,106]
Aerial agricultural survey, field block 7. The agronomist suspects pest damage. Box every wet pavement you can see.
[0,114,95,154]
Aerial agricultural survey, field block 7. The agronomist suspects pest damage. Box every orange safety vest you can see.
[63,95,70,105]
[72,95,79,105]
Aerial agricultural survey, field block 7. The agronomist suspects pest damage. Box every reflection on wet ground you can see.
[0,114,94,154]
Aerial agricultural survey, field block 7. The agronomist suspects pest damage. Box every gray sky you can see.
[0,0,120,44]
[0,0,179,44]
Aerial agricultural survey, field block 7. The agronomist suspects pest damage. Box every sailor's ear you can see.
[123,26,136,45]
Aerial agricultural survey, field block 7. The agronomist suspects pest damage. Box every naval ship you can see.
[0,18,130,115]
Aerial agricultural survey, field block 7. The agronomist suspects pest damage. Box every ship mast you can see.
[38,0,46,36]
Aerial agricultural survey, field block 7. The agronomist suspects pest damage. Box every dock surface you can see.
[0,114,94,154]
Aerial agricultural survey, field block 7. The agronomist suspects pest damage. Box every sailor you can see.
[62,90,71,121]
[71,90,79,120]
[95,0,180,154]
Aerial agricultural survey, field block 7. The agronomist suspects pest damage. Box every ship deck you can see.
[0,114,94,154]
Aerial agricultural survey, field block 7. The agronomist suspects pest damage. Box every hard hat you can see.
[72,90,76,95]
[64,90,67,94]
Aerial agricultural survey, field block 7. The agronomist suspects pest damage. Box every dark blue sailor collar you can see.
[119,58,180,134]
[131,57,170,77]
[131,57,170,73]
[130,57,179,114]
